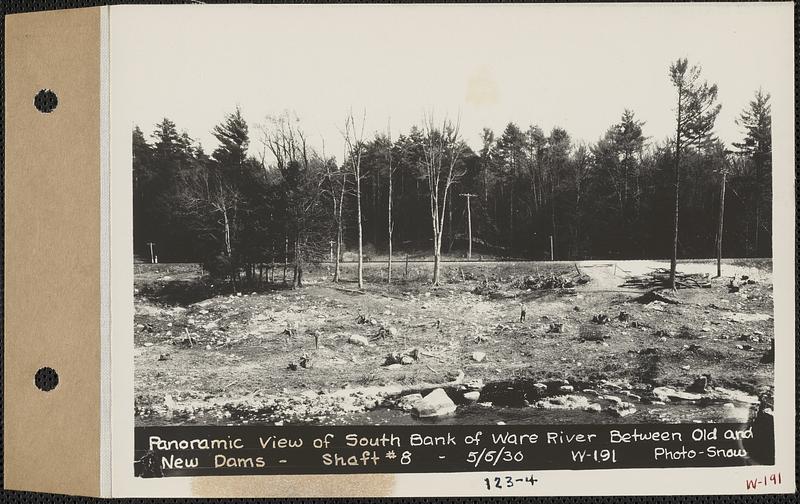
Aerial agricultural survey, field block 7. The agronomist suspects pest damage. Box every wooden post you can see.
[147,242,155,264]
[404,253,409,279]
[549,235,554,261]
[460,193,476,260]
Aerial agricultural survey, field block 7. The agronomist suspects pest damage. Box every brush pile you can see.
[621,268,710,289]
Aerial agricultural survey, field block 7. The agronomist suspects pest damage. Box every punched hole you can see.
[35,367,59,391]
[34,89,58,113]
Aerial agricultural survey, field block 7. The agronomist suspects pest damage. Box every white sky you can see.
[112,3,792,161]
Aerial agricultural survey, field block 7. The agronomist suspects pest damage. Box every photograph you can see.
[129,4,777,431]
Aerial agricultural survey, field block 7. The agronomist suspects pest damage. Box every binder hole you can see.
[35,367,59,391]
[34,89,58,113]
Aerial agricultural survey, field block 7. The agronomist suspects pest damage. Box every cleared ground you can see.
[133,258,774,426]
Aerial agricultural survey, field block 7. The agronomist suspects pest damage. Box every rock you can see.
[463,391,481,402]
[603,395,623,406]
[143,342,154,347]
[608,402,637,417]
[387,326,399,336]
[464,378,484,390]
[582,388,599,396]
[558,385,574,393]
[445,370,466,384]
[546,322,564,333]
[413,388,457,418]
[157,354,171,361]
[617,311,631,322]
[585,403,603,412]
[471,351,486,362]
[400,356,415,365]
[534,395,590,410]
[397,393,423,411]
[652,386,701,402]
[384,363,403,370]
[348,335,370,347]
[532,383,548,394]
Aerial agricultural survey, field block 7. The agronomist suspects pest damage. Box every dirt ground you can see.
[133,258,774,426]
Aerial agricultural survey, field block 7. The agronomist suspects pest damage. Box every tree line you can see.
[133,59,772,290]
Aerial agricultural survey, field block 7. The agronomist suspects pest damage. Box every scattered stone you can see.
[546,322,564,334]
[143,342,154,347]
[157,354,171,361]
[617,311,631,322]
[534,395,590,410]
[400,356,415,365]
[586,403,602,412]
[463,391,481,402]
[384,363,403,370]
[558,385,574,394]
[471,351,486,362]
[348,335,370,347]
[652,386,701,402]
[608,402,637,417]
[603,395,623,406]
[413,388,457,418]
[464,378,484,390]
[397,393,422,411]
[582,389,599,396]
[592,313,609,324]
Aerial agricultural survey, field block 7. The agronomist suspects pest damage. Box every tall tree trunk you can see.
[670,89,682,291]
[222,207,237,294]
[387,149,393,284]
[716,171,726,277]
[333,176,345,283]
[433,234,441,286]
[754,160,761,256]
[283,234,288,284]
[356,167,364,289]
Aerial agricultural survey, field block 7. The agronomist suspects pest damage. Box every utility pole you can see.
[460,193,476,260]
[146,242,155,264]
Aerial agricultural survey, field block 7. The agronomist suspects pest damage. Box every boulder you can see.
[397,393,422,411]
[348,335,370,347]
[463,391,481,402]
[608,402,637,417]
[413,388,457,418]
[558,385,574,394]
[652,386,701,402]
[532,382,548,394]
[400,356,415,365]
[471,351,486,362]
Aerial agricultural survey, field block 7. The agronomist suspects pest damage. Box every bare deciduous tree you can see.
[342,110,367,289]
[420,114,467,285]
